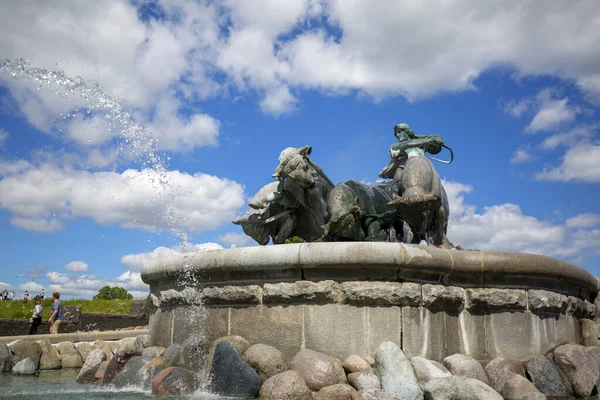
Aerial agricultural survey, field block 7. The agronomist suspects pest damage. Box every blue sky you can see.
[0,0,598,299]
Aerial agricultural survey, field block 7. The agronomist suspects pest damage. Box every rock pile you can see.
[3,336,600,399]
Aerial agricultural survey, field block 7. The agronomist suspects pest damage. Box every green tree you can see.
[93,285,133,300]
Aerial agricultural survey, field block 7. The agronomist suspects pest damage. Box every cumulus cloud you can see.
[217,232,255,248]
[444,180,599,262]
[65,261,89,272]
[120,242,223,271]
[541,124,598,150]
[535,142,600,182]
[19,281,43,293]
[44,272,149,299]
[526,97,579,133]
[0,162,246,233]
[510,149,537,165]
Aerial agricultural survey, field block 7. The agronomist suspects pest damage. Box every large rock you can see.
[204,335,251,374]
[180,333,209,372]
[290,348,347,391]
[423,376,503,400]
[526,356,569,397]
[58,341,83,368]
[554,344,600,397]
[243,343,288,382]
[103,349,138,384]
[93,340,113,361]
[134,334,151,352]
[94,360,110,383]
[76,349,107,383]
[142,357,167,389]
[75,342,93,362]
[163,343,181,366]
[112,356,149,387]
[142,346,165,359]
[208,341,262,397]
[500,374,544,400]
[152,366,201,397]
[116,338,139,355]
[484,358,525,393]
[0,343,12,372]
[343,355,371,374]
[347,372,381,399]
[11,358,37,375]
[9,340,42,367]
[375,341,423,399]
[314,383,357,400]
[443,354,489,385]
[38,338,62,370]
[410,356,451,385]
[259,370,313,400]
[587,345,600,368]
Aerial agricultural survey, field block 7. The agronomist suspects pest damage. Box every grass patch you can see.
[0,299,144,319]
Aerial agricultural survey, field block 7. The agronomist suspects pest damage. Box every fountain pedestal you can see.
[141,242,598,362]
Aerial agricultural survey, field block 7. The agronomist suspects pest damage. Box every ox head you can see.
[272,146,315,189]
[233,212,271,245]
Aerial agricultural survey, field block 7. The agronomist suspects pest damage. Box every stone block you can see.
[402,307,445,361]
[201,285,262,306]
[422,285,465,310]
[528,290,568,314]
[581,319,599,347]
[445,311,487,360]
[304,304,367,360]
[567,297,595,319]
[366,306,401,357]
[466,288,526,311]
[341,282,421,306]
[263,280,340,304]
[172,306,228,346]
[229,305,303,361]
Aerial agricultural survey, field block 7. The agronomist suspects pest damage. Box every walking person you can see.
[40,288,45,300]
[29,296,43,335]
[8,290,13,301]
[48,292,62,334]
[23,291,29,300]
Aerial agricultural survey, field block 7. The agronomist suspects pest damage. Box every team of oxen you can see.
[233,145,453,248]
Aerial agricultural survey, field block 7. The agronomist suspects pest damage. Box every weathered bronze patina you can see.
[234,123,454,247]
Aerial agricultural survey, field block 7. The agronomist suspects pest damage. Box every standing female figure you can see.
[29,296,43,335]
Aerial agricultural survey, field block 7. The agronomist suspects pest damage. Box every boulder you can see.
[484,357,525,393]
[374,342,422,399]
[259,370,313,400]
[58,341,83,368]
[443,353,489,385]
[103,349,138,384]
[243,343,288,382]
[38,338,62,370]
[93,340,113,361]
[587,345,600,368]
[108,341,119,354]
[526,356,568,397]
[180,333,209,372]
[290,348,347,391]
[204,335,251,374]
[343,355,371,374]
[116,338,139,355]
[208,341,262,397]
[94,360,110,383]
[501,374,544,400]
[9,340,42,367]
[554,344,600,397]
[76,342,94,362]
[0,343,12,372]
[134,334,151,352]
[142,346,165,359]
[112,356,148,387]
[347,372,381,399]
[410,356,451,385]
[315,383,357,400]
[142,357,167,389]
[11,358,37,375]
[152,366,201,397]
[163,343,181,366]
[423,376,503,400]
[76,349,107,383]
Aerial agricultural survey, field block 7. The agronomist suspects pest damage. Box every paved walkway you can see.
[0,329,148,344]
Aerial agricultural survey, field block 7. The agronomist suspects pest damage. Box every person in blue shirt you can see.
[48,292,62,334]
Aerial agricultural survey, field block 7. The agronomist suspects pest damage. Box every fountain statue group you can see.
[234,123,455,248]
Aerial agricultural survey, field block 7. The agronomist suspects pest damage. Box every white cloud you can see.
[525,97,579,133]
[565,213,600,229]
[541,124,598,150]
[47,272,71,285]
[120,242,223,271]
[0,162,246,233]
[0,281,15,290]
[65,261,89,272]
[445,180,599,262]
[19,281,43,293]
[510,149,537,165]
[0,128,7,147]
[217,232,255,248]
[45,272,148,299]
[535,142,600,182]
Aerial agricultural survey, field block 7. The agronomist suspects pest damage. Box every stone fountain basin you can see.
[141,242,599,362]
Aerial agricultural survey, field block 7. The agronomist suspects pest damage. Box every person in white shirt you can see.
[29,296,43,335]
